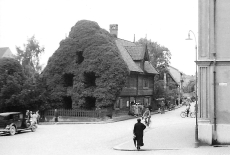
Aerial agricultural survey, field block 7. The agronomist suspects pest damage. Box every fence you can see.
[39,108,130,122]
[44,109,101,118]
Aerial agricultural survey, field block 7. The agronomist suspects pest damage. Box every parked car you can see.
[0,112,37,136]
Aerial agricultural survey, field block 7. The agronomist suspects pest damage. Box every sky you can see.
[0,0,198,75]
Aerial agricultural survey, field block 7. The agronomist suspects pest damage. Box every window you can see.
[130,77,137,88]
[83,72,96,88]
[63,73,74,87]
[76,51,84,64]
[143,78,149,88]
[115,98,122,108]
[13,114,19,120]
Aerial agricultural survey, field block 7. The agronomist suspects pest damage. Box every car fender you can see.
[6,123,17,130]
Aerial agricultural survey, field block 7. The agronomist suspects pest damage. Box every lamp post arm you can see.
[189,30,197,49]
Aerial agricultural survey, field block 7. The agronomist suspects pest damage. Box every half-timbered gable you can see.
[114,37,158,110]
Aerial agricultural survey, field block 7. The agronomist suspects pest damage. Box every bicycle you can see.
[142,116,151,126]
[180,110,195,118]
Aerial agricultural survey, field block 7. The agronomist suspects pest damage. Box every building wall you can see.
[198,0,230,144]
[118,73,155,109]
[120,73,154,97]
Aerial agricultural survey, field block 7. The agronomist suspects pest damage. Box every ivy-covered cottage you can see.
[42,20,158,111]
[110,24,159,110]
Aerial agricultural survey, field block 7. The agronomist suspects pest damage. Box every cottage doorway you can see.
[144,97,150,107]
[84,97,96,110]
[63,96,72,109]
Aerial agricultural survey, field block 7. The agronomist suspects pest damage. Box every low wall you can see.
[44,116,107,122]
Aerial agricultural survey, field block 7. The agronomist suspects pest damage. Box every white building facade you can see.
[198,0,230,145]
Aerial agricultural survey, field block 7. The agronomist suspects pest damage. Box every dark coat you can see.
[133,122,146,146]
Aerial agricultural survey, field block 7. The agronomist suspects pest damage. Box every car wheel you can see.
[31,126,36,132]
[9,126,16,136]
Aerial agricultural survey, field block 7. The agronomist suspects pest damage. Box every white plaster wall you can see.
[216,0,230,59]
[216,124,230,144]
[198,122,212,145]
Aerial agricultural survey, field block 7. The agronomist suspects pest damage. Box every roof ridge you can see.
[116,38,135,44]
[169,65,183,73]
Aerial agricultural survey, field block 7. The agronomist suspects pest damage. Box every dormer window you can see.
[76,51,84,64]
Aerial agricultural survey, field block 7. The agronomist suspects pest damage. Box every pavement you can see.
[113,119,198,151]
[39,105,230,154]
[112,106,230,154]
[112,123,230,155]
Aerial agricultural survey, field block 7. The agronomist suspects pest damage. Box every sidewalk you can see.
[113,104,201,151]
[113,120,197,151]
[112,122,230,155]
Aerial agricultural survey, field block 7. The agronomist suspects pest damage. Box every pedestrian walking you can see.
[134,104,138,117]
[133,118,146,150]
[36,110,40,124]
[54,109,58,122]
[31,112,37,126]
[160,101,165,114]
[25,110,30,127]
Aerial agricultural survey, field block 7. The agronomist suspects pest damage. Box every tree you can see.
[16,36,45,79]
[183,80,195,93]
[0,58,26,112]
[137,38,171,80]
[0,59,49,112]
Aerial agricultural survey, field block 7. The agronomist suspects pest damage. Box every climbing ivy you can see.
[42,20,129,109]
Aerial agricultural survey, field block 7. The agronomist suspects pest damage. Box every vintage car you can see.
[0,112,37,136]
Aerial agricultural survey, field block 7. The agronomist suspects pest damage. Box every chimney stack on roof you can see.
[109,24,118,38]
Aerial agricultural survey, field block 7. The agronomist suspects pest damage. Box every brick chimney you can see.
[109,24,118,37]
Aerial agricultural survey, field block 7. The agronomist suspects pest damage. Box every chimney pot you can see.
[109,24,118,38]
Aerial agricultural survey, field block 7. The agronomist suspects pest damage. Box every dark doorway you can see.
[63,73,74,87]
[63,96,72,109]
[83,72,96,88]
[84,97,96,110]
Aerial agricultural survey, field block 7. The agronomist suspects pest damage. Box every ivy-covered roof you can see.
[42,20,129,109]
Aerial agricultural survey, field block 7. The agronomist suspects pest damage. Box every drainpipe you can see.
[213,53,217,143]
[213,0,217,143]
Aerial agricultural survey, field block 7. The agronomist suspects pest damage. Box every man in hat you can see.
[133,118,146,150]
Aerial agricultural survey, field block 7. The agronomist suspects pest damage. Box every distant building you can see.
[198,0,230,145]
[0,47,14,59]
[110,24,159,111]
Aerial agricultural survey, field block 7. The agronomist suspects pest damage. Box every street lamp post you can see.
[186,30,199,147]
